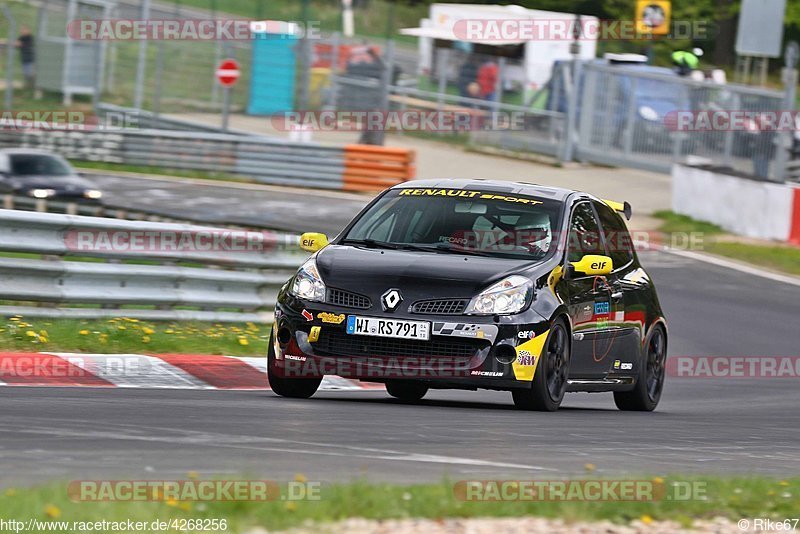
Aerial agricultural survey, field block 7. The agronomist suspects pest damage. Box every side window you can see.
[567,202,604,263]
[593,201,634,269]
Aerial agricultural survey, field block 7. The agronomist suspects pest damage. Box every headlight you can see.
[466,275,532,315]
[290,257,326,302]
[638,106,659,122]
[30,188,55,199]
[84,189,103,199]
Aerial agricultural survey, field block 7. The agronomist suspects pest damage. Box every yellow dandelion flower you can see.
[187,471,199,480]
[179,502,191,512]
[44,504,61,518]
[9,317,20,322]
[26,330,37,337]
[238,337,249,346]
[285,501,297,511]
[118,325,126,330]
[166,498,178,507]
[294,473,307,483]
[5,488,17,497]
[142,327,155,335]
[142,336,151,343]
[79,329,90,335]
[779,480,789,486]
[584,463,596,472]
[165,329,174,334]
[640,515,653,525]
[653,476,664,484]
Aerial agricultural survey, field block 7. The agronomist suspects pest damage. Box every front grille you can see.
[315,330,485,359]
[326,288,372,309]
[411,299,469,315]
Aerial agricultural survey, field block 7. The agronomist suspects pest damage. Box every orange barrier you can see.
[342,144,416,192]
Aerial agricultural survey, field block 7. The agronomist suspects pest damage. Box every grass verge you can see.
[0,316,267,356]
[652,211,800,276]
[75,161,255,184]
[0,476,797,532]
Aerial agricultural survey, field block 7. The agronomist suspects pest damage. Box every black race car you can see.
[0,149,103,202]
[270,180,668,412]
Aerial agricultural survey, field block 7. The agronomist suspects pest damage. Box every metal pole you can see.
[221,87,231,131]
[133,0,151,109]
[1,5,16,110]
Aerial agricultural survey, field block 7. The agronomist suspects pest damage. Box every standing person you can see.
[16,26,35,93]
[477,58,498,105]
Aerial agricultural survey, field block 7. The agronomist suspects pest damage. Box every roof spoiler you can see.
[602,199,632,221]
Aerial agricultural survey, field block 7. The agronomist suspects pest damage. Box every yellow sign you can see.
[317,312,345,325]
[636,0,671,35]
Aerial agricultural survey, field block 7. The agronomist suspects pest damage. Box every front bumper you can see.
[273,294,552,390]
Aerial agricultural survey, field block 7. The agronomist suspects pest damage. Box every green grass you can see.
[74,161,255,183]
[0,316,267,356]
[0,476,797,532]
[652,210,800,276]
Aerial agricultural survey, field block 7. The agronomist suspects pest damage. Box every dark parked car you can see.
[270,179,668,412]
[0,149,103,201]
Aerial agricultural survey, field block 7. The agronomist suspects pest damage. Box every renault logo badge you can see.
[381,289,403,311]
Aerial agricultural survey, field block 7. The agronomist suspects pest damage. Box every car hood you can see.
[316,245,537,303]
[7,174,95,191]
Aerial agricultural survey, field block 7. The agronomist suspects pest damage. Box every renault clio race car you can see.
[270,180,668,411]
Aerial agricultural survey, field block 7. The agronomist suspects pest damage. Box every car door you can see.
[593,200,645,374]
[564,202,613,378]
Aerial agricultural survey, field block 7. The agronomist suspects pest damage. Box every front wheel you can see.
[386,380,428,402]
[614,325,667,411]
[512,318,570,412]
[267,333,321,399]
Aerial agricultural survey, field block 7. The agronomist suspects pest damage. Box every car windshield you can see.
[9,154,73,176]
[341,188,563,260]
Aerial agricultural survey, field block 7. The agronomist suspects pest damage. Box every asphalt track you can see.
[2,249,799,486]
[89,173,369,233]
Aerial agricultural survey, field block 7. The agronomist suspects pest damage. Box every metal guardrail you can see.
[0,127,415,191]
[0,209,306,322]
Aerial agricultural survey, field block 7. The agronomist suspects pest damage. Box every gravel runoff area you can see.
[256,516,748,533]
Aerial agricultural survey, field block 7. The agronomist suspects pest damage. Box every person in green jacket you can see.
[671,48,703,76]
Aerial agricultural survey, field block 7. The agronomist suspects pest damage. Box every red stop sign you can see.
[216,59,240,87]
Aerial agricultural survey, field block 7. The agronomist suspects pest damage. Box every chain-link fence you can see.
[3,0,798,182]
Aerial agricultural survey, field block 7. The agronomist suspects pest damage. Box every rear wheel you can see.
[267,333,321,399]
[386,380,428,402]
[614,325,667,411]
[512,318,570,412]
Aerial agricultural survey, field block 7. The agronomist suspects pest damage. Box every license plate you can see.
[346,315,430,341]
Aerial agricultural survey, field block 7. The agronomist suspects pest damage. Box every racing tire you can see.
[267,333,321,399]
[386,380,428,402]
[614,325,667,412]
[512,318,571,412]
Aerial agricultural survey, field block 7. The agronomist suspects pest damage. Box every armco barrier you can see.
[672,164,800,243]
[0,209,306,322]
[0,127,415,191]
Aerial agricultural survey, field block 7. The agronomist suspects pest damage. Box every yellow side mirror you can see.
[570,255,613,276]
[299,232,329,252]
